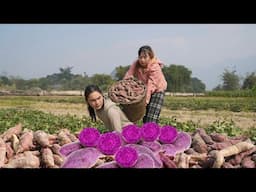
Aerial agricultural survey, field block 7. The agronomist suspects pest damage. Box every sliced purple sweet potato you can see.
[126,144,163,168]
[172,131,192,151]
[141,140,162,152]
[59,141,83,157]
[133,153,155,168]
[61,147,104,168]
[161,144,178,157]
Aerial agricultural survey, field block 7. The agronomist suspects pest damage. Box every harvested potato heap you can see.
[0,123,78,168]
[108,78,147,122]
[1,123,255,168]
[108,78,146,104]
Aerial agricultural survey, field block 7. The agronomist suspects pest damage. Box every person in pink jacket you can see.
[123,45,167,123]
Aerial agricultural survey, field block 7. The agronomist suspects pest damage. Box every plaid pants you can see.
[143,92,165,123]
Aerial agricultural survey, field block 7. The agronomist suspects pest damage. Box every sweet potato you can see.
[51,144,62,155]
[175,153,190,168]
[57,130,72,146]
[134,153,155,168]
[5,142,14,159]
[192,133,208,153]
[96,161,119,168]
[33,130,50,147]
[41,148,55,168]
[141,141,162,152]
[159,152,177,168]
[3,151,40,168]
[233,147,256,165]
[241,156,255,168]
[0,138,6,167]
[16,130,35,153]
[53,154,64,166]
[126,144,163,168]
[61,147,104,168]
[59,141,83,157]
[197,128,214,145]
[59,129,78,142]
[212,141,255,168]
[11,134,19,153]
[210,133,228,142]
[1,123,22,142]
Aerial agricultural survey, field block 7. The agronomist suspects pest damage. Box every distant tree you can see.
[114,65,130,80]
[59,66,73,81]
[14,78,27,90]
[90,74,115,92]
[190,77,206,93]
[0,76,12,86]
[242,72,256,89]
[213,84,223,91]
[163,64,192,92]
[38,77,49,90]
[69,75,90,90]
[221,69,240,90]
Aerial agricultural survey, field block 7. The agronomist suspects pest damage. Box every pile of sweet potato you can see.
[0,123,78,168]
[181,128,256,168]
[108,78,146,104]
[0,124,255,168]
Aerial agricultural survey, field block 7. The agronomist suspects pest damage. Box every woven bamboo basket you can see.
[108,79,146,123]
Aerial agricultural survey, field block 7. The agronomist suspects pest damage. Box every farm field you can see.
[0,95,255,129]
[0,95,256,168]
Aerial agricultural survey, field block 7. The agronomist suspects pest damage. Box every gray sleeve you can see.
[107,107,122,132]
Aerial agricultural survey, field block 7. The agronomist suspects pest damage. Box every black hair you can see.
[138,45,155,59]
[84,84,103,122]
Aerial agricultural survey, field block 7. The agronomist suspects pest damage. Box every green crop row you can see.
[1,108,255,142]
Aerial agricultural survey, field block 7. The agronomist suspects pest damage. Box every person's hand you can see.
[144,99,148,106]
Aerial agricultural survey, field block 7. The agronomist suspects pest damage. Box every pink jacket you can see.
[124,59,167,104]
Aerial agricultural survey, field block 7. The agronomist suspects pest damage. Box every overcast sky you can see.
[0,24,256,90]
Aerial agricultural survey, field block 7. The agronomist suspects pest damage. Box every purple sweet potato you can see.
[141,141,162,152]
[126,144,163,168]
[172,131,192,152]
[61,147,104,168]
[59,141,83,157]
[161,144,178,157]
[162,131,192,156]
[133,153,155,168]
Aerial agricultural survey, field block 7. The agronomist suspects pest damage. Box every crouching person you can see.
[84,84,133,132]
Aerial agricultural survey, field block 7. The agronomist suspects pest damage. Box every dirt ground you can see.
[161,107,256,130]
